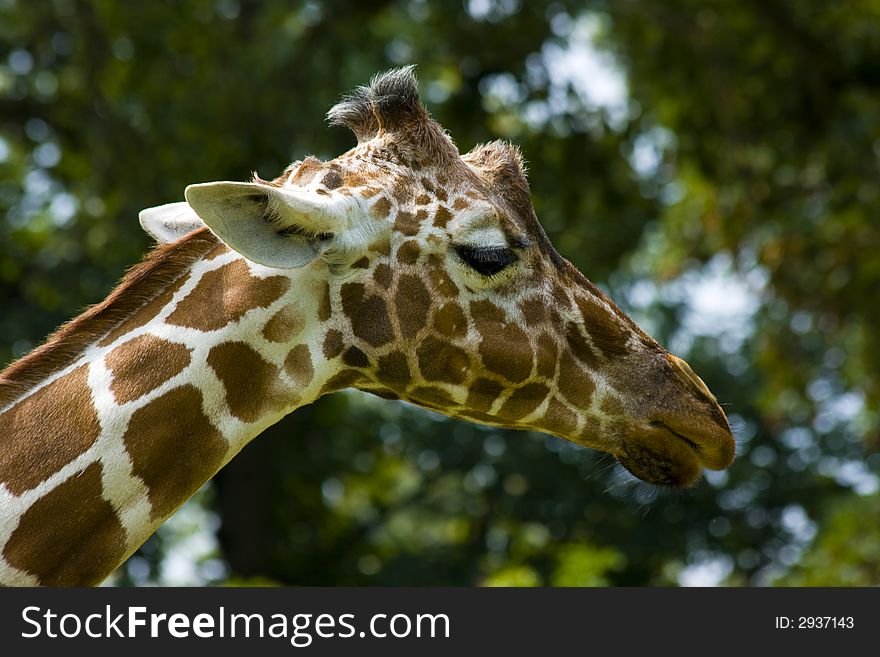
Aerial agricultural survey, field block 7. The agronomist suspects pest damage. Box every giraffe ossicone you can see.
[0,66,735,586]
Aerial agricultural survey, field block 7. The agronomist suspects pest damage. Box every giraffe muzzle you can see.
[612,354,736,487]
[663,354,736,470]
[613,412,734,487]
[648,417,735,471]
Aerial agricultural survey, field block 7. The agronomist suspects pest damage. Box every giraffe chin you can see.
[614,428,705,489]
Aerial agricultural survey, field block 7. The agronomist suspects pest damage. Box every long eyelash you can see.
[454,245,518,276]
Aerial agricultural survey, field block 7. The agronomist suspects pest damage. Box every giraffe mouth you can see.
[614,419,735,488]
[650,417,736,471]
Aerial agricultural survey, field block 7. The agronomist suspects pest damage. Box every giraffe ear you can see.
[139,202,206,243]
[184,181,344,269]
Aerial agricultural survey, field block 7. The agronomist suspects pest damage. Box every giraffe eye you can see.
[454,244,518,277]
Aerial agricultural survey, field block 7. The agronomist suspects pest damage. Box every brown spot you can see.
[369,238,392,257]
[600,395,625,416]
[291,157,323,185]
[466,377,504,412]
[106,335,191,404]
[470,299,506,323]
[395,274,430,339]
[520,297,547,326]
[373,263,393,289]
[123,385,227,520]
[477,321,533,383]
[415,208,429,222]
[0,365,100,496]
[340,283,394,347]
[98,275,189,348]
[433,302,468,338]
[371,197,391,219]
[415,193,431,205]
[452,198,469,211]
[433,205,452,228]
[323,329,344,359]
[351,256,371,269]
[576,295,631,356]
[375,351,411,388]
[565,322,602,371]
[320,369,364,395]
[426,255,459,298]
[410,385,455,409]
[343,346,370,368]
[344,170,367,187]
[552,282,570,306]
[392,178,414,204]
[207,342,290,422]
[497,382,550,421]
[417,338,471,384]
[557,350,595,407]
[435,188,448,203]
[394,209,420,236]
[3,462,126,586]
[166,260,290,331]
[535,332,558,378]
[317,281,332,322]
[420,177,436,193]
[541,397,578,437]
[284,345,314,388]
[262,304,306,343]
[322,168,344,190]
[397,240,421,265]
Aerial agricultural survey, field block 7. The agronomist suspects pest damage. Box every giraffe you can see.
[0,67,735,586]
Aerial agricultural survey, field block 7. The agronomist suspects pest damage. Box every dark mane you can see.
[326,66,457,162]
[0,228,219,410]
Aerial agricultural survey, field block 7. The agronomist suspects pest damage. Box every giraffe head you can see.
[145,67,734,488]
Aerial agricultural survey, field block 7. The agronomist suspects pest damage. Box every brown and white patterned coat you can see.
[0,68,735,586]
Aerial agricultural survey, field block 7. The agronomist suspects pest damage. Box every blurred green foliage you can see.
[776,493,880,586]
[1,0,877,585]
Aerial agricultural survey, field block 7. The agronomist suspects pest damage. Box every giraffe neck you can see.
[0,229,339,586]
